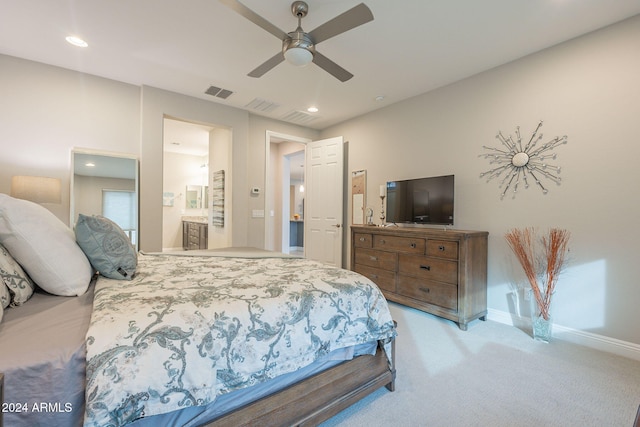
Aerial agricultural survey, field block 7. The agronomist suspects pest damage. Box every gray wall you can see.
[0,55,317,252]
[320,15,640,345]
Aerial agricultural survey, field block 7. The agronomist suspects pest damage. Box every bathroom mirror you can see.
[185,185,208,209]
[71,149,139,249]
[186,185,201,209]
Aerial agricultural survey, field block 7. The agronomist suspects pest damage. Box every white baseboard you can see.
[487,308,640,362]
[162,247,185,252]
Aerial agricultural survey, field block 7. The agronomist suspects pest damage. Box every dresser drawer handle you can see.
[410,243,417,248]
[372,274,378,279]
[359,237,366,242]
[439,245,446,251]
[380,239,386,244]
[419,265,431,271]
[370,256,378,261]
[419,287,430,293]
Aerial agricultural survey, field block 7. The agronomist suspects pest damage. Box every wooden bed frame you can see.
[0,338,395,427]
[205,336,396,427]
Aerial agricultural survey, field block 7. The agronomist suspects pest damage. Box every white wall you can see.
[209,127,232,248]
[321,16,640,345]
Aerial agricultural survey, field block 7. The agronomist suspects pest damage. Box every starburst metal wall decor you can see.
[480,121,567,199]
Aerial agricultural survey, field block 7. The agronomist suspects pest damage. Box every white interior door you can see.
[304,136,344,267]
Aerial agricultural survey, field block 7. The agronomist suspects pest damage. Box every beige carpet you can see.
[321,302,640,427]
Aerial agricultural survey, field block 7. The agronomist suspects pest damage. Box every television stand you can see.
[350,226,488,330]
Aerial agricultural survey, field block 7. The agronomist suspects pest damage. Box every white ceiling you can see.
[2,1,639,130]
[163,118,212,156]
[74,152,137,180]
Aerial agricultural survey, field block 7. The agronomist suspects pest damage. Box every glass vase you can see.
[529,291,552,342]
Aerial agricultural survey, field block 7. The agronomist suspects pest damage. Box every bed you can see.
[0,194,397,427]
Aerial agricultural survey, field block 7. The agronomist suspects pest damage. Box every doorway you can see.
[285,150,305,256]
[162,117,232,251]
[264,131,311,253]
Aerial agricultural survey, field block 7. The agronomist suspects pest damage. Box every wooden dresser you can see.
[183,220,208,250]
[351,226,488,330]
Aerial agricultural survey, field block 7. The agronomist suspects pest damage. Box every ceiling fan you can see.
[220,0,374,82]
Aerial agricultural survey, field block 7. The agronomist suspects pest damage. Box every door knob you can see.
[333,224,342,228]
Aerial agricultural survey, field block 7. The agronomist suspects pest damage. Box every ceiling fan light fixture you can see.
[284,47,313,66]
[222,0,373,80]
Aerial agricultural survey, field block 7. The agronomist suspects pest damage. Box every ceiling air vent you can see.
[280,110,317,125]
[205,86,233,99]
[245,98,281,113]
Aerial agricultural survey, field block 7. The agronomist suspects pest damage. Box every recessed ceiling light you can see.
[85,162,95,167]
[66,36,88,47]
[375,95,385,102]
[307,106,319,113]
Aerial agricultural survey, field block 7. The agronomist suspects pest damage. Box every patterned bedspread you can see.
[83,253,396,427]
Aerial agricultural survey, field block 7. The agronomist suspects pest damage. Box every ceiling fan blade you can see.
[308,3,374,44]
[219,0,288,40]
[312,51,353,82]
[248,52,285,78]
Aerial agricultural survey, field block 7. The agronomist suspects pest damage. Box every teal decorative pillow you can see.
[75,214,137,280]
[0,243,35,306]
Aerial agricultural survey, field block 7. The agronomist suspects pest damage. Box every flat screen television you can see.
[386,175,454,226]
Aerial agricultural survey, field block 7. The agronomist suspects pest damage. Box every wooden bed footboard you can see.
[205,335,396,427]
[0,338,395,427]
[0,345,394,427]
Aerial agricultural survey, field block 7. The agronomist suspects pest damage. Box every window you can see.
[102,190,137,245]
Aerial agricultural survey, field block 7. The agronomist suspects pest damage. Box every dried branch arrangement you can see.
[505,227,570,320]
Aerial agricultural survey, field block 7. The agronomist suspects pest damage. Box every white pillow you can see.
[0,194,93,296]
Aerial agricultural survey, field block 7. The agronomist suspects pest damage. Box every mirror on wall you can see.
[185,185,208,209]
[186,185,200,209]
[71,149,139,249]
